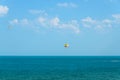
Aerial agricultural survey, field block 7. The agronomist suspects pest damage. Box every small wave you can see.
[110,60,120,63]
[103,60,120,63]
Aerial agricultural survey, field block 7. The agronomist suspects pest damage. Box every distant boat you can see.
[64,43,69,48]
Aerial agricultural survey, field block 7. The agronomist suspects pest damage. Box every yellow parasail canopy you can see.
[64,43,69,48]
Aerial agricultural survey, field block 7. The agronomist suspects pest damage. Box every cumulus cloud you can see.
[9,8,120,34]
[29,9,47,16]
[50,17,60,26]
[81,17,96,28]
[37,16,80,34]
[81,17,112,31]
[112,14,120,23]
[81,14,120,32]
[81,17,96,23]
[59,20,80,34]
[112,14,120,19]
[9,16,80,34]
[102,19,112,23]
[0,5,9,17]
[9,19,19,24]
[57,2,78,8]
[20,19,29,25]
[38,17,47,26]
[9,18,29,26]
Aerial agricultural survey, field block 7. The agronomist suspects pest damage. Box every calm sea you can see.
[0,56,120,80]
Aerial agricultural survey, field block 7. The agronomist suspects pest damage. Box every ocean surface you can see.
[0,56,120,80]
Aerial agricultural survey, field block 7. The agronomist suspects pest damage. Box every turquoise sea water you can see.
[0,56,120,80]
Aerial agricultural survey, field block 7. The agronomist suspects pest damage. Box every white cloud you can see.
[38,17,47,26]
[10,9,120,34]
[81,17,97,28]
[81,17,96,23]
[59,20,80,34]
[0,5,9,17]
[29,9,47,16]
[81,14,120,29]
[37,16,80,34]
[57,2,78,8]
[9,19,19,24]
[102,19,112,24]
[11,14,120,34]
[36,15,80,34]
[9,16,80,34]
[20,19,29,25]
[81,14,120,32]
[50,17,60,26]
[9,18,30,26]
[112,14,120,19]
[94,25,104,32]
[81,16,113,31]
[112,14,120,24]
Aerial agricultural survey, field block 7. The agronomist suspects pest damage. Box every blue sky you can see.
[0,0,120,56]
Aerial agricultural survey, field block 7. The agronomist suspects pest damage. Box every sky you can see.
[0,0,120,56]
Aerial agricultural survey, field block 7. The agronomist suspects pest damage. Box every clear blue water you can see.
[0,56,120,80]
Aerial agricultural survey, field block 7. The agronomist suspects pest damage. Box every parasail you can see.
[64,43,69,48]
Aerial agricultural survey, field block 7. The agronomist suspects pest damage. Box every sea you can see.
[0,56,120,80]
